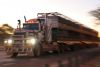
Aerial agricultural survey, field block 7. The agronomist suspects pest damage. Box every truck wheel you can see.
[58,43,65,53]
[33,45,41,57]
[11,52,18,58]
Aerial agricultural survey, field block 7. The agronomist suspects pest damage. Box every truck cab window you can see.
[23,23,39,30]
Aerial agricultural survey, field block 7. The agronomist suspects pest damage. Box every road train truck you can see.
[4,12,99,57]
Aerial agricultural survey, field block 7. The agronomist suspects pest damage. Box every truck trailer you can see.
[4,12,99,57]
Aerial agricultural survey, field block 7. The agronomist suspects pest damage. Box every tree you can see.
[0,24,14,38]
[89,7,100,25]
[0,24,14,45]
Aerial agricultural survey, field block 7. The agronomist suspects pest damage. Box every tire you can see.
[58,43,65,53]
[33,45,41,57]
[11,52,18,58]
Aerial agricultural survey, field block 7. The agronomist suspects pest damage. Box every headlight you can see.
[4,39,13,46]
[26,37,37,45]
[4,40,7,44]
[30,38,36,45]
[8,39,13,44]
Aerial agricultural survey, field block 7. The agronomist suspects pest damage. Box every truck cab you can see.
[4,19,44,57]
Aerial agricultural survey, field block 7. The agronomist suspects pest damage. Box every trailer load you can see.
[4,12,99,57]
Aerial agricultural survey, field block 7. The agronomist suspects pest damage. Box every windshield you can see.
[23,23,39,30]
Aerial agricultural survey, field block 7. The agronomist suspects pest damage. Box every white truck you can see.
[4,12,99,57]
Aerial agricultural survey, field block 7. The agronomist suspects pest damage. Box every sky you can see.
[0,0,100,33]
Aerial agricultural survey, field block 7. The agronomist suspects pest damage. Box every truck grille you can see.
[13,35,25,45]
